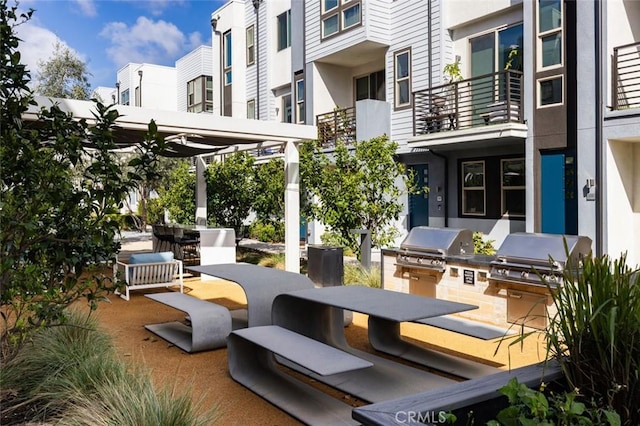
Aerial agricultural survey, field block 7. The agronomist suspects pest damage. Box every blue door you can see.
[541,151,577,234]
[408,165,429,228]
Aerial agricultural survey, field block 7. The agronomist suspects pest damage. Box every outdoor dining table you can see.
[270,285,483,403]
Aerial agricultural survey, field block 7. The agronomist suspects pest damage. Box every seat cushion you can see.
[129,252,174,264]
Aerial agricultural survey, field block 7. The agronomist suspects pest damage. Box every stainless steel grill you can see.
[489,233,592,287]
[396,227,474,272]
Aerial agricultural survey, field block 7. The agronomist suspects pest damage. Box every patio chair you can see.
[113,251,184,301]
[172,227,200,266]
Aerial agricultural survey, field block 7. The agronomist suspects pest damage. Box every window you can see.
[355,70,385,101]
[246,25,255,65]
[321,0,361,39]
[247,99,256,119]
[539,76,563,106]
[462,161,485,216]
[537,0,562,68]
[277,10,291,51]
[187,76,213,113]
[282,94,292,123]
[120,89,130,105]
[223,31,232,85]
[394,49,411,108]
[501,158,525,217]
[295,79,305,123]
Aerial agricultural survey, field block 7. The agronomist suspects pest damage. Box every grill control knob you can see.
[521,271,529,279]
[417,258,423,264]
[549,275,558,283]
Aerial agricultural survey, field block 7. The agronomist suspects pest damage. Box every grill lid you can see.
[493,232,592,267]
[400,227,474,256]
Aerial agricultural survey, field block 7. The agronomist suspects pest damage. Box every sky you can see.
[15,0,225,90]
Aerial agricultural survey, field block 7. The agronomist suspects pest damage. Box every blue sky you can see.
[16,0,224,89]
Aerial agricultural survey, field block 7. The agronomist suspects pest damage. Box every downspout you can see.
[595,0,603,256]
[429,149,449,228]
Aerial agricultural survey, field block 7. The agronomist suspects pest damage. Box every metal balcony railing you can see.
[612,41,640,110]
[413,70,524,136]
[315,106,356,148]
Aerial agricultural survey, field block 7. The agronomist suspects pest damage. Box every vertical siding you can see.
[176,46,213,112]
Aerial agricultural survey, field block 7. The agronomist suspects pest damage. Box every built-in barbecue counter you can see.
[382,228,592,330]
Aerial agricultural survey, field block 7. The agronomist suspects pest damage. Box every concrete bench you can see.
[144,292,231,353]
[227,325,372,425]
[416,316,513,340]
[114,252,183,301]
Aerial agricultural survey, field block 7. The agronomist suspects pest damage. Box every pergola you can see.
[24,96,318,273]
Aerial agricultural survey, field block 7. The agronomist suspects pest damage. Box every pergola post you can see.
[195,156,208,226]
[284,140,300,273]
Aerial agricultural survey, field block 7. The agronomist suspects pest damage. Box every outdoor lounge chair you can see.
[113,251,184,301]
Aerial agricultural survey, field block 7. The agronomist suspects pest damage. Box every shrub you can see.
[473,231,496,255]
[343,263,381,288]
[146,198,165,225]
[0,310,216,425]
[320,232,355,257]
[249,220,285,243]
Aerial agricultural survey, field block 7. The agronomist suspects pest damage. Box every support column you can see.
[195,156,207,226]
[284,140,300,273]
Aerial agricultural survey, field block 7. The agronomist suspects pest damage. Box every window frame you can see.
[461,160,486,216]
[187,75,213,113]
[321,0,361,40]
[354,69,385,102]
[537,75,564,108]
[394,48,412,110]
[537,0,563,70]
[246,25,255,66]
[295,78,305,124]
[282,94,292,123]
[277,10,291,51]
[247,99,256,120]
[223,30,232,86]
[121,89,130,106]
[500,158,525,218]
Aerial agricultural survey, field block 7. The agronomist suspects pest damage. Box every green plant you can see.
[301,135,419,258]
[343,263,381,288]
[253,158,285,222]
[443,60,463,82]
[146,197,165,225]
[320,232,355,257]
[258,253,286,270]
[249,220,285,243]
[473,231,496,255]
[0,310,216,425]
[488,377,620,426]
[0,0,166,360]
[161,160,196,225]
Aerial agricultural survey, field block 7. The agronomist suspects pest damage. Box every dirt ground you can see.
[91,239,547,425]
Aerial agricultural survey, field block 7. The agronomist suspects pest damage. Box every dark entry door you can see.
[409,164,429,228]
[541,151,577,234]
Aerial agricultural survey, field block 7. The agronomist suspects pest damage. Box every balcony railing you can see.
[315,106,356,147]
[413,70,524,136]
[612,41,640,110]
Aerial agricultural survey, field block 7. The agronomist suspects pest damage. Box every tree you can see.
[253,158,285,223]
[204,152,255,236]
[0,0,164,360]
[35,41,91,100]
[300,135,419,256]
[161,160,196,224]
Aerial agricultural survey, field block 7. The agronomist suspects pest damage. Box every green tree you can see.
[0,0,164,360]
[161,160,196,224]
[205,152,256,236]
[300,135,418,256]
[35,41,91,100]
[253,158,284,222]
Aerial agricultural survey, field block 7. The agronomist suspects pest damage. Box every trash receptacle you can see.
[307,245,344,287]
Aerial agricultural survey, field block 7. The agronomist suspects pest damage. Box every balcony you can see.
[412,70,524,136]
[612,41,640,110]
[316,106,356,148]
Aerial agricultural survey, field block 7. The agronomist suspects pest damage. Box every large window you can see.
[277,10,291,51]
[355,70,385,101]
[187,76,213,113]
[461,161,486,216]
[223,31,232,85]
[246,25,255,65]
[538,0,562,68]
[321,0,361,39]
[501,158,525,217]
[394,49,411,109]
[295,79,305,123]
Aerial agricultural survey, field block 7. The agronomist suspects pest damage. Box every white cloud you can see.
[15,21,61,77]
[100,16,203,68]
[73,0,97,17]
